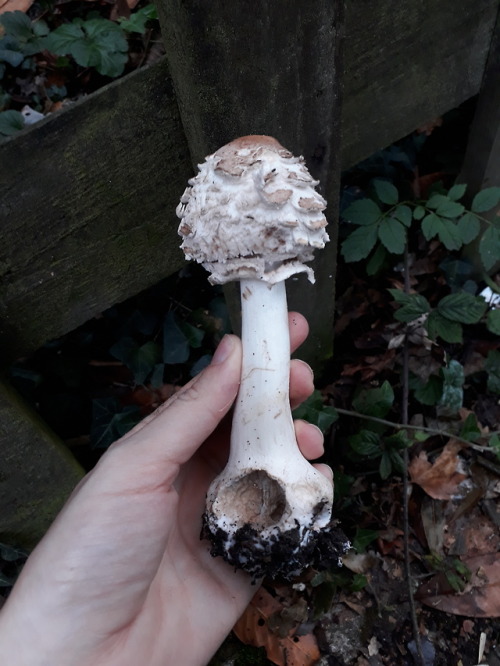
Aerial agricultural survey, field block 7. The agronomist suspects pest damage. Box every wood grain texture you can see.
[341,0,499,166]
[0,379,84,547]
[0,0,498,364]
[159,0,345,370]
[0,61,192,364]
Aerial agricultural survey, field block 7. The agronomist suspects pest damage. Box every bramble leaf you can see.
[341,224,379,262]
[352,380,394,418]
[421,212,441,240]
[479,226,500,271]
[372,179,399,205]
[447,183,467,201]
[413,205,426,220]
[437,292,487,324]
[485,350,500,394]
[487,309,500,335]
[342,198,382,226]
[388,289,430,322]
[426,310,462,343]
[471,187,500,213]
[378,217,406,254]
[394,204,412,227]
[457,212,480,244]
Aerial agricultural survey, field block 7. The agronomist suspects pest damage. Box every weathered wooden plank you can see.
[459,4,500,276]
[0,60,192,366]
[0,0,498,365]
[158,0,345,371]
[0,379,84,548]
[341,0,499,167]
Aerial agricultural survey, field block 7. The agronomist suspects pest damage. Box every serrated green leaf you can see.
[366,243,387,276]
[479,226,500,271]
[485,350,500,394]
[435,199,465,218]
[119,4,158,33]
[292,390,338,433]
[447,183,467,201]
[378,217,406,254]
[352,380,394,418]
[351,528,379,553]
[487,309,500,335]
[437,292,487,324]
[372,179,399,205]
[471,187,500,213]
[413,205,426,220]
[45,23,85,54]
[341,223,379,262]
[342,198,382,226]
[426,310,463,343]
[0,11,32,40]
[436,217,464,250]
[414,374,444,405]
[393,204,412,227]
[349,430,381,457]
[0,109,24,136]
[427,193,450,210]
[388,290,430,323]
[457,212,480,244]
[421,212,441,240]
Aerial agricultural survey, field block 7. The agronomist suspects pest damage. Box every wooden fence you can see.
[1,0,499,547]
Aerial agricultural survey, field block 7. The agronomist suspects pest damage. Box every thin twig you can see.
[401,243,424,666]
[333,408,497,452]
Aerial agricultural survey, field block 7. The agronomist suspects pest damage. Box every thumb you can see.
[114,334,242,467]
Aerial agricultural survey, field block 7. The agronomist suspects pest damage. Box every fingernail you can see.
[212,335,234,365]
[296,359,314,380]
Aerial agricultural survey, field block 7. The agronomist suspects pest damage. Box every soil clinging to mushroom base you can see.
[201,513,350,583]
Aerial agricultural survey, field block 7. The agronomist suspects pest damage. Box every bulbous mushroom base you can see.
[201,469,350,582]
[201,512,350,582]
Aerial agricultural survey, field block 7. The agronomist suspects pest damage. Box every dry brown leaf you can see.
[418,553,500,617]
[409,440,467,500]
[233,588,320,666]
[0,0,33,15]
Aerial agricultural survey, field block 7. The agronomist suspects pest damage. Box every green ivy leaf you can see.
[342,198,382,226]
[426,310,463,343]
[378,217,406,254]
[352,380,394,418]
[0,109,23,136]
[447,183,467,201]
[438,360,464,416]
[413,374,444,405]
[471,187,500,213]
[127,341,161,384]
[437,292,487,324]
[341,223,379,262]
[460,413,481,442]
[372,179,399,205]
[393,204,412,227]
[388,289,430,323]
[163,312,190,364]
[292,390,338,433]
[457,212,480,244]
[180,321,205,348]
[479,226,500,271]
[485,350,500,394]
[487,309,500,335]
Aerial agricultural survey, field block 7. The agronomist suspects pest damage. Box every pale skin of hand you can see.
[0,313,332,666]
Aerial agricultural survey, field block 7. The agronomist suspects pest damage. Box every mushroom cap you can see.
[177,135,329,284]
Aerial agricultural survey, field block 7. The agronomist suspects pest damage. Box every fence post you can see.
[459,4,500,275]
[157,1,345,372]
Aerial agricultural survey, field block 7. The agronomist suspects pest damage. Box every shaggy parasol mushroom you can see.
[177,135,349,580]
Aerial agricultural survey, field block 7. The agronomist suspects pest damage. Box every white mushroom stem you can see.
[203,278,336,579]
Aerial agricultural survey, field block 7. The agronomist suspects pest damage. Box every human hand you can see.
[0,313,331,666]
